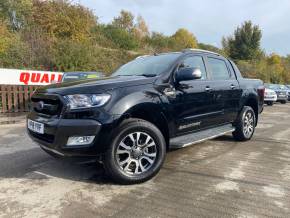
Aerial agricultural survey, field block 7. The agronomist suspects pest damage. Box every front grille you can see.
[28,130,55,143]
[31,94,63,116]
[277,91,287,95]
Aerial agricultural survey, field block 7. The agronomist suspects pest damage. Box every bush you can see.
[102,25,139,50]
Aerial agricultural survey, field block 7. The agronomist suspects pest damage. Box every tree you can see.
[52,39,96,71]
[267,53,281,65]
[222,21,262,60]
[198,43,223,54]
[0,20,29,68]
[29,0,96,42]
[112,10,134,32]
[21,25,54,68]
[170,28,198,50]
[266,53,284,83]
[0,20,12,54]
[133,15,149,39]
[0,0,32,30]
[102,25,139,50]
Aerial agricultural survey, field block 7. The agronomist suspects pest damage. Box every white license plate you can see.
[28,119,44,134]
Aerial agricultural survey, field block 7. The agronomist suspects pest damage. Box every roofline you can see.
[135,52,182,59]
[134,49,221,60]
[182,48,220,56]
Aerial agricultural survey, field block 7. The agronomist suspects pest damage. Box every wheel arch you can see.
[243,97,259,126]
[116,103,170,149]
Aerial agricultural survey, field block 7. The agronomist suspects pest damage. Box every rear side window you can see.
[179,56,207,79]
[208,57,230,80]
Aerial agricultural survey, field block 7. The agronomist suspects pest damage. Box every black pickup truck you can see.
[27,49,264,184]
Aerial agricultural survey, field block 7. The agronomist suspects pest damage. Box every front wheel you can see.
[103,118,166,184]
[233,106,256,141]
[281,100,287,104]
[266,101,274,106]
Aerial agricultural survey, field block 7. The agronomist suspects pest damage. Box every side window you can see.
[179,56,207,79]
[207,57,230,80]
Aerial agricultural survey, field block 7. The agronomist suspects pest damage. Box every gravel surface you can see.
[0,104,290,218]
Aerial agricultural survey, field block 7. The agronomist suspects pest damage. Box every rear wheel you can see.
[281,100,287,104]
[233,106,256,141]
[103,118,166,184]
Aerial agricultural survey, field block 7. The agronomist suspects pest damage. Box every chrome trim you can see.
[184,110,224,120]
[182,48,220,56]
[179,128,235,148]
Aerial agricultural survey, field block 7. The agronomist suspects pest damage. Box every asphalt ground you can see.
[1,104,290,218]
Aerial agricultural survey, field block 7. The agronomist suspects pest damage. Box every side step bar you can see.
[169,124,235,149]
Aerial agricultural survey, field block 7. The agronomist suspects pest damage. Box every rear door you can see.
[206,56,242,124]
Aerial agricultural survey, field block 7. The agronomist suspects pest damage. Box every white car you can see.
[264,88,277,106]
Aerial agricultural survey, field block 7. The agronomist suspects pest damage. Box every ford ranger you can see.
[27,49,264,184]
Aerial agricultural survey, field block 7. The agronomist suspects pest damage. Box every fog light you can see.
[67,136,95,146]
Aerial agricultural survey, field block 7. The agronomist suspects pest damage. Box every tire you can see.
[281,100,287,104]
[233,106,256,141]
[103,118,166,184]
[266,101,273,106]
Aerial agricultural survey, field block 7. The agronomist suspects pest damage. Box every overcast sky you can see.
[77,0,290,56]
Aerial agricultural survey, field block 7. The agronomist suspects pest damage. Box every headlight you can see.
[64,94,111,110]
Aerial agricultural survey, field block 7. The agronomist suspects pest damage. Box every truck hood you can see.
[36,76,155,95]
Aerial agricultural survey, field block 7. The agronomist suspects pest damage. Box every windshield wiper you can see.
[140,74,157,77]
[115,74,157,77]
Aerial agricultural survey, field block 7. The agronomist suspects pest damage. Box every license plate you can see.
[27,119,44,134]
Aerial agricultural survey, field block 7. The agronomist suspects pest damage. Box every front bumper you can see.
[275,91,288,101]
[264,95,277,102]
[277,95,287,101]
[27,112,106,157]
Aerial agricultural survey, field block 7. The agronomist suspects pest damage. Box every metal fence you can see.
[0,85,39,113]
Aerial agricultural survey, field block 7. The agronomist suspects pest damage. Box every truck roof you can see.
[135,49,221,60]
[181,48,221,56]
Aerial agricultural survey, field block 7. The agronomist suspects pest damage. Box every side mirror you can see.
[176,67,202,82]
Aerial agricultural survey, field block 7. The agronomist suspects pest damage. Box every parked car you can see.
[285,85,290,101]
[265,84,287,104]
[27,49,264,184]
[264,88,277,106]
[61,72,104,83]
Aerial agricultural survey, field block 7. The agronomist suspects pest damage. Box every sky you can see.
[77,0,290,56]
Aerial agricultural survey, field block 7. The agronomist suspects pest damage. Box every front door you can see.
[167,55,221,136]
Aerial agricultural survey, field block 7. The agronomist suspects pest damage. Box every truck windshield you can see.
[266,84,286,90]
[266,84,277,90]
[112,53,180,77]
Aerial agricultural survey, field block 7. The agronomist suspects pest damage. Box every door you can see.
[168,55,219,135]
[206,56,242,124]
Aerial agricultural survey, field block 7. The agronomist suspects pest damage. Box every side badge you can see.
[178,122,201,130]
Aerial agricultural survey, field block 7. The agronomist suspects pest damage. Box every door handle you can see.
[163,87,176,97]
[205,86,213,92]
[230,84,236,89]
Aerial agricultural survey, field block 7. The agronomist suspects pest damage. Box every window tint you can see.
[229,60,241,78]
[180,56,206,79]
[208,58,230,80]
[112,53,180,76]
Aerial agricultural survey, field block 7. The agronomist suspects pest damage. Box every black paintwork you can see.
[27,50,264,157]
